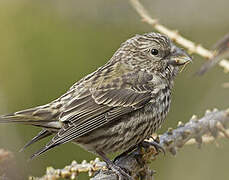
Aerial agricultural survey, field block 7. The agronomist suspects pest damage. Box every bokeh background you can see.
[0,0,229,179]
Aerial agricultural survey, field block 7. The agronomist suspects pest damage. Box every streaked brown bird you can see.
[0,32,191,179]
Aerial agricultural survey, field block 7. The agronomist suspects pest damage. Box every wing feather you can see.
[31,69,155,159]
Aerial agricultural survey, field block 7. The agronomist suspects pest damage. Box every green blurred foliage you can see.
[0,0,228,179]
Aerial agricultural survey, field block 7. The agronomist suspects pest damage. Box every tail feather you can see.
[30,142,60,160]
[19,129,53,152]
[0,104,59,126]
[0,104,63,156]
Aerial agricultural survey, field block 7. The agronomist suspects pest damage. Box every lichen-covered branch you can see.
[30,108,229,180]
[129,0,229,73]
[156,109,229,155]
[29,159,107,180]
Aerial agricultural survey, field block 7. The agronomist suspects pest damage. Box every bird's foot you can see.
[141,139,165,155]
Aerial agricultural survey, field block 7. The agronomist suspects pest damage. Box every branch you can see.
[30,108,229,180]
[129,0,229,73]
[29,159,107,180]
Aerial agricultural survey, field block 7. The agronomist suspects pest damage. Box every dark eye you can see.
[151,49,159,55]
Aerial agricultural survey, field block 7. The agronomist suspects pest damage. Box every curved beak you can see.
[169,46,192,66]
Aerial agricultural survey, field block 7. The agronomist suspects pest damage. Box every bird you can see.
[0,32,191,179]
[197,33,229,75]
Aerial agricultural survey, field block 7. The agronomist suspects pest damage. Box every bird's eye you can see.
[151,49,159,55]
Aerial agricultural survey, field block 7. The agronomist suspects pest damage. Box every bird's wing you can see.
[55,88,152,142]
[31,68,154,159]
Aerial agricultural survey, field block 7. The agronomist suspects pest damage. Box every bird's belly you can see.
[76,99,170,154]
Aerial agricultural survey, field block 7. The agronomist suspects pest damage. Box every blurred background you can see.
[0,0,228,179]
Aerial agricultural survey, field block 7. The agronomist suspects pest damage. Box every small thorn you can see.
[81,160,87,164]
[216,122,229,139]
[71,160,77,165]
[167,128,173,135]
[205,109,211,115]
[177,121,184,127]
[89,160,94,164]
[46,167,55,174]
[213,108,218,112]
[94,158,100,163]
[190,115,198,122]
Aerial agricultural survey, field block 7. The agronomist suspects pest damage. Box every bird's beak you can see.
[169,46,192,66]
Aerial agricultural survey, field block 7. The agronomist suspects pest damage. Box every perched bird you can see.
[197,33,229,75]
[0,32,191,179]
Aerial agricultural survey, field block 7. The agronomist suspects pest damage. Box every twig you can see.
[30,108,229,180]
[129,0,229,73]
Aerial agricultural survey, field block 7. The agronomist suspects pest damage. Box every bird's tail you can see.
[0,104,62,151]
[0,104,61,129]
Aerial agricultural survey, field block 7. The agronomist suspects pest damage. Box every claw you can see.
[141,140,166,155]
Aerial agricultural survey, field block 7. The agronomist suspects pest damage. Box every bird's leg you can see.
[97,151,133,180]
[113,144,138,163]
[114,138,165,165]
[141,138,165,155]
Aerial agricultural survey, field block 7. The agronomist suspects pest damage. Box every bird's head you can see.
[116,32,192,77]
